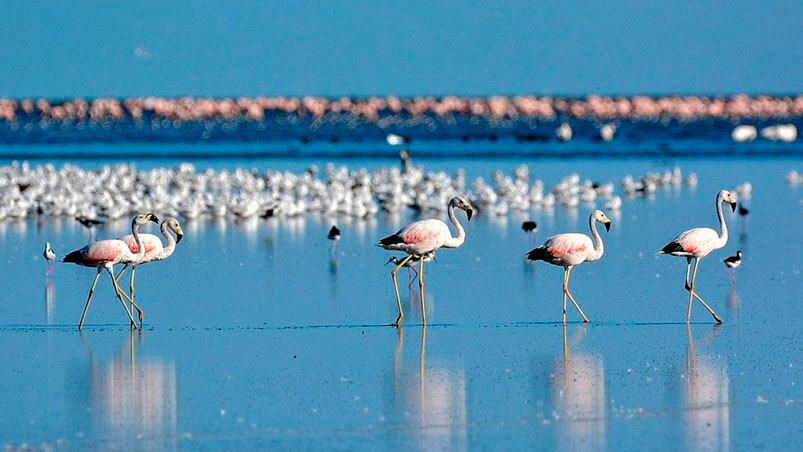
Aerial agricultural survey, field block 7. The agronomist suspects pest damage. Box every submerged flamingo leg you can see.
[390,254,414,327]
[78,270,102,330]
[689,259,722,324]
[564,266,590,323]
[419,257,427,326]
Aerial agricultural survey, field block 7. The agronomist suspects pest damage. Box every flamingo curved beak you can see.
[148,213,160,223]
[603,220,611,232]
[466,207,474,221]
[729,200,737,212]
[175,225,185,243]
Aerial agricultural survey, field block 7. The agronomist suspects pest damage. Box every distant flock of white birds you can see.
[0,158,795,224]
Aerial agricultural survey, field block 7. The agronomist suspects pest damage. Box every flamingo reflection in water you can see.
[393,327,467,451]
[83,332,178,449]
[683,325,730,451]
[552,325,606,451]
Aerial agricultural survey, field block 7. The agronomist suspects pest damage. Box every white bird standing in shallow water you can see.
[378,196,473,326]
[659,189,737,324]
[115,217,185,324]
[526,210,611,323]
[62,213,159,330]
[43,242,56,275]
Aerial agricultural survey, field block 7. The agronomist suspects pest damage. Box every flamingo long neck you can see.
[131,220,146,261]
[715,193,728,246]
[443,202,466,248]
[158,222,177,260]
[588,216,604,261]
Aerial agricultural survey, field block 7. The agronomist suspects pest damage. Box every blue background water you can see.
[0,154,801,450]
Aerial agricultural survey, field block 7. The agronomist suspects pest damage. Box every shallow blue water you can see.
[0,155,801,450]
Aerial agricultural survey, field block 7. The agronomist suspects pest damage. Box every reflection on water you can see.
[83,333,178,449]
[45,273,56,324]
[552,325,606,451]
[393,328,467,451]
[683,325,730,451]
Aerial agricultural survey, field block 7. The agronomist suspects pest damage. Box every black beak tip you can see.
[730,202,737,212]
[150,214,160,223]
[604,221,611,232]
[466,209,473,221]
[176,233,184,243]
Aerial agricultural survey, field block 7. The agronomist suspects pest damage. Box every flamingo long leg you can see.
[129,267,144,325]
[106,267,138,328]
[114,265,128,284]
[689,259,723,323]
[114,266,145,324]
[564,266,590,323]
[390,254,414,326]
[686,258,695,323]
[78,270,102,330]
[419,256,427,325]
[562,267,569,323]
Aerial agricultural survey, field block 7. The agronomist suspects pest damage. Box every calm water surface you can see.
[0,156,801,450]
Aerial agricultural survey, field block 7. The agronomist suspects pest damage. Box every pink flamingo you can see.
[63,213,159,330]
[526,210,611,323]
[659,189,737,323]
[378,196,473,326]
[115,217,185,323]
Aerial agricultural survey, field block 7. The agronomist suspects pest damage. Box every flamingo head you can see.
[133,212,160,225]
[166,217,185,243]
[451,195,474,221]
[719,190,738,212]
[592,209,612,232]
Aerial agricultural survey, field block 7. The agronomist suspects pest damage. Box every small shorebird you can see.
[526,210,611,323]
[385,252,435,286]
[659,189,737,323]
[43,242,56,275]
[43,242,56,261]
[378,196,473,326]
[723,250,742,284]
[63,213,159,330]
[327,225,341,241]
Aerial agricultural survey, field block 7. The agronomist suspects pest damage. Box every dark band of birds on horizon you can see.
[0,95,800,152]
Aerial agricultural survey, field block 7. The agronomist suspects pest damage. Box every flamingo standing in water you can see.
[378,196,473,326]
[63,213,159,329]
[115,217,185,324]
[659,189,737,323]
[526,210,612,323]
